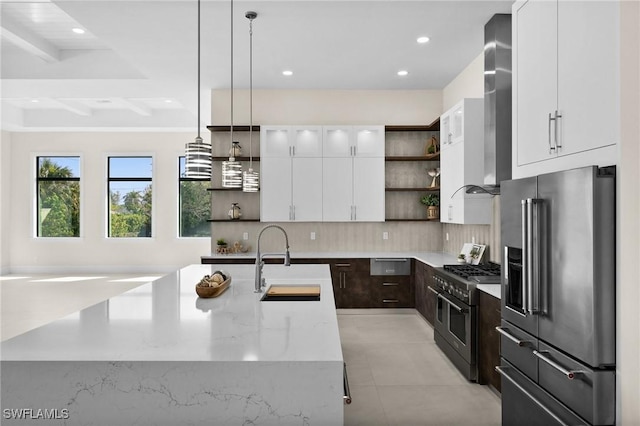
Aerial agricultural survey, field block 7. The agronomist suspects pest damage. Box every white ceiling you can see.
[0,0,513,132]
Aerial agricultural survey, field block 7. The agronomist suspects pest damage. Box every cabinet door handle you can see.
[548,112,556,153]
[383,299,399,303]
[373,258,408,262]
[448,205,453,221]
[554,110,562,149]
[382,282,399,286]
[335,263,351,267]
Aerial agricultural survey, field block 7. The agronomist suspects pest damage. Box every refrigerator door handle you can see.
[533,350,584,380]
[526,198,540,314]
[521,200,529,315]
[495,366,571,426]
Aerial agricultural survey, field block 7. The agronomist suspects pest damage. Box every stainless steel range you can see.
[430,262,501,381]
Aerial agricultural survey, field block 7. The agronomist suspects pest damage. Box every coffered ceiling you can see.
[0,0,513,131]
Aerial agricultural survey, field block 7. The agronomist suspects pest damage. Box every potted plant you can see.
[216,238,227,248]
[420,194,440,220]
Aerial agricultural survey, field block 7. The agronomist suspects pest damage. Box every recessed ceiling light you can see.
[164,99,173,103]
[282,70,293,76]
[30,99,40,103]
[397,70,409,76]
[72,28,85,34]
[417,36,430,44]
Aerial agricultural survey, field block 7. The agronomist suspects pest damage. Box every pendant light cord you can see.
[229,0,234,153]
[248,15,253,171]
[197,0,201,140]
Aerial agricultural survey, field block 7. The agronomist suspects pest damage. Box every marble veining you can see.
[1,264,344,425]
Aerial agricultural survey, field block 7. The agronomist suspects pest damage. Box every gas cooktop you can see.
[443,262,501,280]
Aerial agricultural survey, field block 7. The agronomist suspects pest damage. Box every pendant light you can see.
[242,11,259,192]
[222,0,243,188]
[184,0,212,178]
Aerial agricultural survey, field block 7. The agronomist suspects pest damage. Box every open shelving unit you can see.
[384,119,441,222]
[206,125,262,222]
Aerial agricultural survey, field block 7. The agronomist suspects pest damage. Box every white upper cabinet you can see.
[513,0,619,178]
[261,126,322,158]
[323,126,385,158]
[261,125,385,222]
[440,103,465,148]
[439,98,492,225]
[321,125,385,222]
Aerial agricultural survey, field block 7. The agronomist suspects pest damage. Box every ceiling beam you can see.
[0,14,60,63]
[113,98,152,116]
[51,99,92,116]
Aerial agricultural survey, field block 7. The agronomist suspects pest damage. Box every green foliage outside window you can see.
[37,158,80,237]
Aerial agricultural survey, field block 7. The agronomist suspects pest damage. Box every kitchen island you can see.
[1,264,344,425]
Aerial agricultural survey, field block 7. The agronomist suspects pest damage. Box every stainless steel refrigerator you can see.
[497,165,616,426]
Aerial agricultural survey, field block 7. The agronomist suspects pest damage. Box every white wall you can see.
[441,53,484,112]
[212,89,442,126]
[0,131,12,273]
[618,1,640,424]
[5,132,210,273]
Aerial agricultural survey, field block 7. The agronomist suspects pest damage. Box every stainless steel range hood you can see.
[461,14,512,196]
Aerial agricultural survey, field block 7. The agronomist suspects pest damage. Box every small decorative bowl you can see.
[195,272,232,298]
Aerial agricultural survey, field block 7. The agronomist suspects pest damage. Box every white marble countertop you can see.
[1,264,343,363]
[203,251,459,268]
[477,284,501,299]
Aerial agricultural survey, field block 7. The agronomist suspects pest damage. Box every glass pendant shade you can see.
[222,159,242,187]
[242,168,259,192]
[185,136,212,178]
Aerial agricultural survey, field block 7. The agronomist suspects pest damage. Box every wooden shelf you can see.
[207,188,261,192]
[384,118,440,132]
[386,187,440,192]
[385,154,440,161]
[385,218,441,222]
[207,125,260,132]
[211,156,261,161]
[207,219,260,222]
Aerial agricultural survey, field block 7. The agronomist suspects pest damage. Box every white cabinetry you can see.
[439,99,492,225]
[322,126,384,222]
[513,0,619,178]
[261,125,384,222]
[260,126,322,222]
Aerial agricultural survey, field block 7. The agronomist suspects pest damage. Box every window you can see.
[37,156,80,237]
[108,157,152,237]
[179,156,211,237]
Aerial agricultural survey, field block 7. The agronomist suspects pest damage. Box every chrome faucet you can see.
[255,225,291,293]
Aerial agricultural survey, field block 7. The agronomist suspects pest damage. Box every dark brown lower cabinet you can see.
[478,291,502,392]
[414,261,436,325]
[370,275,413,307]
[325,259,370,308]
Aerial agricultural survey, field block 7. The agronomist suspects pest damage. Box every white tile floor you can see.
[340,310,501,426]
[1,274,501,425]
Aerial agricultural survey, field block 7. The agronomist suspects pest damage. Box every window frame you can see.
[177,155,211,239]
[35,155,82,239]
[106,155,154,239]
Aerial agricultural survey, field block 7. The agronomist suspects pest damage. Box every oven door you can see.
[437,292,476,364]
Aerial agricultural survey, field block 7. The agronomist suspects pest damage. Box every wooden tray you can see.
[266,285,320,297]
[195,277,231,298]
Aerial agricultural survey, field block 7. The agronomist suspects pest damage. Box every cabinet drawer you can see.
[498,319,538,381]
[370,276,412,307]
[537,342,615,425]
[370,258,411,275]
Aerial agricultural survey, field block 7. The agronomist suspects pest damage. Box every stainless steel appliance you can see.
[497,165,616,426]
[432,262,501,381]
